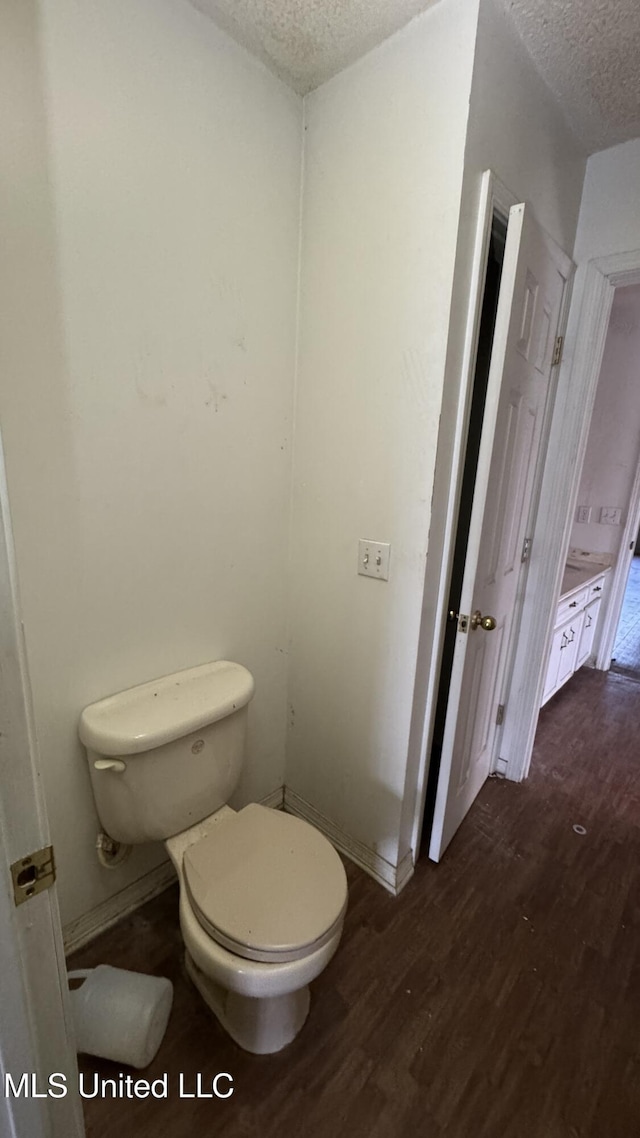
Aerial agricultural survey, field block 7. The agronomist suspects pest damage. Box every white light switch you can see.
[576,506,591,524]
[358,539,390,580]
[599,507,622,526]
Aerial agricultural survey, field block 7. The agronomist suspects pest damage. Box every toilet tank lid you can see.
[78,661,254,756]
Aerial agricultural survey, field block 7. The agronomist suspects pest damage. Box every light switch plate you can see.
[599,507,622,526]
[358,539,390,580]
[576,506,591,524]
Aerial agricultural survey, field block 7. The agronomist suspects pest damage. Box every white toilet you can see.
[79,660,347,1055]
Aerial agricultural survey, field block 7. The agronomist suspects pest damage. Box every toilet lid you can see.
[183,804,348,963]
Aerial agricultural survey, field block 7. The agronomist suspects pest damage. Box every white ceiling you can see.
[499,0,640,153]
[189,0,640,154]
[188,0,438,96]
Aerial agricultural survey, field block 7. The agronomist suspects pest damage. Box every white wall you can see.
[465,0,587,254]
[0,0,302,926]
[571,285,640,559]
[0,0,598,927]
[286,0,480,879]
[574,139,640,263]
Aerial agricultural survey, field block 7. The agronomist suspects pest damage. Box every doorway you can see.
[565,281,640,684]
[610,552,640,679]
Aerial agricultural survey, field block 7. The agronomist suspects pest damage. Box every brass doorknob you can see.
[470,610,497,631]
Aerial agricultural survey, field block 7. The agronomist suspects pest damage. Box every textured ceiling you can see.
[499,0,640,153]
[189,0,640,153]
[188,0,438,94]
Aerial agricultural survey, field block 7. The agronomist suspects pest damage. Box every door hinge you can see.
[552,335,564,366]
[521,536,532,563]
[496,704,505,726]
[11,845,56,906]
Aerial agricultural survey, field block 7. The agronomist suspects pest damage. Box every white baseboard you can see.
[394,848,415,894]
[63,860,177,957]
[258,786,285,810]
[283,787,414,896]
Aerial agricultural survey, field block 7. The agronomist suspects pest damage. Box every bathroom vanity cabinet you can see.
[541,565,609,706]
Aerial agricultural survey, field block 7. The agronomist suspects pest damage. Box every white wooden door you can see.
[429,204,571,860]
[0,436,85,1138]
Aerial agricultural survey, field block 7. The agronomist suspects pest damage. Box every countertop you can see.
[560,561,609,601]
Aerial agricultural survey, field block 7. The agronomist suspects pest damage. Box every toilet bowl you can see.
[166,805,346,1053]
[79,661,347,1054]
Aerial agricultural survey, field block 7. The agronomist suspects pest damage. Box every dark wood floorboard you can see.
[68,667,640,1138]
[611,555,640,679]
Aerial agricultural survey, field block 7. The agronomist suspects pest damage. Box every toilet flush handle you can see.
[94,759,126,773]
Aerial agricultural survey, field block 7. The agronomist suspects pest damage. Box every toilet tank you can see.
[79,661,254,845]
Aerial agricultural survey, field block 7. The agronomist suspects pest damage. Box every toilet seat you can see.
[182,804,348,964]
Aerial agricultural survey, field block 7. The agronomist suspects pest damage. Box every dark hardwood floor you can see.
[611,555,640,679]
[68,667,640,1138]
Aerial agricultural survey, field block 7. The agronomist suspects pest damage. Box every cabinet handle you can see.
[593,585,602,592]
[569,601,578,608]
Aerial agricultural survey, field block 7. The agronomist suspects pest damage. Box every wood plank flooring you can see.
[68,667,640,1138]
[611,555,640,679]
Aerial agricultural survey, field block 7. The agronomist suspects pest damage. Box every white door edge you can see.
[0,856,51,1138]
[499,248,640,783]
[407,170,517,860]
[0,429,85,1138]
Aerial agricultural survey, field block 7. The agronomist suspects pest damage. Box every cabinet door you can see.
[576,597,602,668]
[541,623,565,705]
[556,612,584,687]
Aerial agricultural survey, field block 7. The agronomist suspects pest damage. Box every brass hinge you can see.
[552,335,564,366]
[11,845,56,906]
[521,536,532,563]
[496,704,505,726]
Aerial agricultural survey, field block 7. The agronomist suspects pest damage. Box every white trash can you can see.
[68,965,173,1069]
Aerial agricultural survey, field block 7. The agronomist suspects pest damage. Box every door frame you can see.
[0,431,85,1138]
[498,247,640,781]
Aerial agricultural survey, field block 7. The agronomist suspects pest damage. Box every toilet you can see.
[79,660,347,1055]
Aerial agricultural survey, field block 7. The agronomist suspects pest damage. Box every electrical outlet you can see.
[358,539,390,580]
[599,507,622,526]
[576,506,591,524]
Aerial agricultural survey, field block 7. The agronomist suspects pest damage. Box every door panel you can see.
[429,203,570,861]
